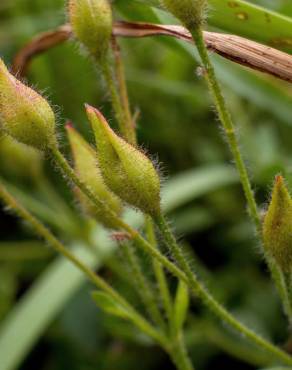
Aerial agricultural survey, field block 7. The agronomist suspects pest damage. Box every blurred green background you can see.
[0,0,292,369]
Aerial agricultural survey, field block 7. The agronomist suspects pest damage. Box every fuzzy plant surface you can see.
[0,1,292,370]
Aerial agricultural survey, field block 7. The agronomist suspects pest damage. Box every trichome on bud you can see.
[263,175,292,272]
[86,105,161,217]
[0,58,57,150]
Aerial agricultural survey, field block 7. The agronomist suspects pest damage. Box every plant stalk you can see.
[100,56,136,145]
[190,27,261,233]
[145,216,173,324]
[169,333,195,370]
[49,145,292,365]
[0,180,167,348]
[153,213,292,366]
[190,26,292,324]
[121,242,166,330]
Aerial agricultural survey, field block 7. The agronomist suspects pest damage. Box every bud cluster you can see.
[0,59,162,226]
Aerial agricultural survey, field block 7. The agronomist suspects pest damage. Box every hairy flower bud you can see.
[67,124,122,228]
[86,105,161,216]
[68,0,112,60]
[0,59,57,150]
[263,175,292,272]
[160,0,207,28]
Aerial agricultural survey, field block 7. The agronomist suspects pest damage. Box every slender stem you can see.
[0,180,167,348]
[145,217,193,369]
[121,242,166,330]
[49,145,292,365]
[154,214,292,366]
[190,27,292,324]
[112,38,136,145]
[190,27,261,233]
[145,216,173,324]
[100,56,136,145]
[170,333,195,370]
[268,257,292,322]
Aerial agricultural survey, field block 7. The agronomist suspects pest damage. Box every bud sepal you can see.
[263,175,292,272]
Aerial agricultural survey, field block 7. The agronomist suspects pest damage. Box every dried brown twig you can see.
[12,21,292,83]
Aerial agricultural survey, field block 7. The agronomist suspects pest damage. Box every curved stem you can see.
[111,38,136,145]
[189,26,292,324]
[190,27,261,233]
[0,180,167,348]
[121,242,166,330]
[145,216,173,324]
[169,333,195,370]
[268,257,292,322]
[49,145,292,365]
[101,56,136,145]
[154,214,292,366]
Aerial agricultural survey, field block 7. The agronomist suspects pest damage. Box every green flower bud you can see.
[66,124,122,228]
[86,105,161,216]
[0,59,57,150]
[263,175,292,272]
[68,0,112,60]
[160,0,207,28]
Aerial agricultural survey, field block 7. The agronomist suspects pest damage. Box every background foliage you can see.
[0,0,292,369]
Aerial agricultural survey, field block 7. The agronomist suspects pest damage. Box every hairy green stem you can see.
[154,214,292,366]
[49,145,292,365]
[268,258,292,322]
[170,333,195,370]
[111,38,136,145]
[190,27,261,233]
[100,56,136,145]
[0,180,167,348]
[121,242,166,330]
[189,26,292,324]
[145,216,173,324]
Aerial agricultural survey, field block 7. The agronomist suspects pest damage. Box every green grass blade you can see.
[163,165,238,212]
[208,0,292,52]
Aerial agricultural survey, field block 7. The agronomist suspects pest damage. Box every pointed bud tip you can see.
[275,174,284,185]
[65,121,74,130]
[85,104,109,128]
